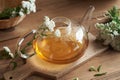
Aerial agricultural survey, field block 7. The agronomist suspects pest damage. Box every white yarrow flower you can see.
[76,28,84,43]
[29,0,36,3]
[44,16,50,22]
[11,11,16,17]
[22,0,36,14]
[3,46,11,53]
[54,29,61,37]
[29,3,36,13]
[3,46,14,58]
[19,11,24,16]
[8,52,14,59]
[22,1,30,9]
[44,16,55,32]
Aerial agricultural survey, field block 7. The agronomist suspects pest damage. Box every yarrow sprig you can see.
[0,46,18,70]
[20,0,36,16]
[37,16,61,38]
[43,16,55,32]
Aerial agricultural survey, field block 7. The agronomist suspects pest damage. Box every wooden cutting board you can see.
[3,33,108,80]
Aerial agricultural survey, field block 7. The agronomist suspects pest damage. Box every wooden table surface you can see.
[1,0,120,80]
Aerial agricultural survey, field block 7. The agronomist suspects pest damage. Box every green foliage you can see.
[0,6,21,20]
[97,65,102,72]
[96,6,120,36]
[88,66,97,72]
[95,6,120,47]
[107,6,120,20]
[88,65,107,77]
[94,72,107,77]
[0,50,11,60]
[72,77,79,80]
[0,8,14,19]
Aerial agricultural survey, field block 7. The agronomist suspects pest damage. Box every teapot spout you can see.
[80,5,95,33]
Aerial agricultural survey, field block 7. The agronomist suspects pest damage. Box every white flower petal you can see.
[19,11,24,16]
[26,10,31,14]
[54,29,61,37]
[9,52,14,58]
[22,1,30,9]
[44,16,55,32]
[3,46,11,53]
[44,16,50,22]
[3,46,14,58]
[29,3,36,12]
[29,0,36,3]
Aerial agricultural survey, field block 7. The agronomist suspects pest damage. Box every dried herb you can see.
[97,65,102,72]
[88,66,97,72]
[73,77,79,80]
[88,65,107,77]
[94,72,107,77]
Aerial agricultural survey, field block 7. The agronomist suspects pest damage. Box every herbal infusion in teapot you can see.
[33,16,88,64]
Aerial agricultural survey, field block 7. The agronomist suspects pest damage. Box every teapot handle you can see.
[16,30,37,59]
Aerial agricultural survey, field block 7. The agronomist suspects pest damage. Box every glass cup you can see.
[17,17,88,64]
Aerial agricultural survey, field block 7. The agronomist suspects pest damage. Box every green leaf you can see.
[0,50,11,60]
[26,36,35,46]
[0,6,22,19]
[107,6,120,19]
[27,41,32,46]
[41,33,47,36]
[97,65,102,72]
[94,72,107,77]
[73,77,79,80]
[88,66,97,72]
[10,61,17,70]
[21,49,26,54]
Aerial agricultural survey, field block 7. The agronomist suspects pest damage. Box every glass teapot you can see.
[17,6,95,64]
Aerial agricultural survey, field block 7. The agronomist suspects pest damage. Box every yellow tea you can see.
[33,31,88,64]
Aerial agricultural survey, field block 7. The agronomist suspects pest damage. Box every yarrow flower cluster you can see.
[41,16,83,40]
[43,16,55,32]
[20,0,36,16]
[42,16,61,37]
[0,0,36,19]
